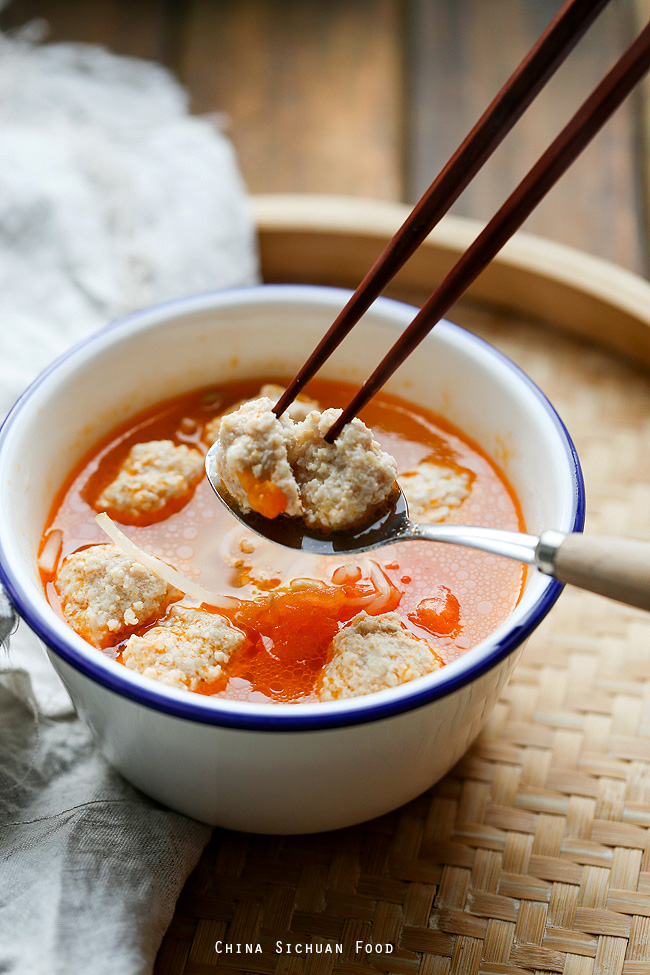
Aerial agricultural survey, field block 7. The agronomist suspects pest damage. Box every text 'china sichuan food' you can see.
[39,379,525,703]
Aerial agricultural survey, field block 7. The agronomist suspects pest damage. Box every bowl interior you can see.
[0,285,582,724]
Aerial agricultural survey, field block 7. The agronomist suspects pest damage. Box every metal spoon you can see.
[205,451,650,612]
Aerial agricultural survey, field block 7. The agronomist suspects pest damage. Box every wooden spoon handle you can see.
[540,532,650,610]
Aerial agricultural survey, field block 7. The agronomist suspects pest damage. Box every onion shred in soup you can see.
[39,378,526,704]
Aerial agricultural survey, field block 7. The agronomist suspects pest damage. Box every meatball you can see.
[212,400,397,531]
[55,543,181,648]
[399,461,472,522]
[213,397,303,519]
[319,611,441,700]
[95,439,204,521]
[121,605,246,691]
[203,384,319,444]
[258,384,319,423]
[289,408,398,531]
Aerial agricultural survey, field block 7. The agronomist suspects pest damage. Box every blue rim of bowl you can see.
[0,284,585,731]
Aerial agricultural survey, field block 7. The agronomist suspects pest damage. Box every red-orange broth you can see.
[40,378,526,703]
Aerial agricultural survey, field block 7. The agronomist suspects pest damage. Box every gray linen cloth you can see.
[0,23,259,974]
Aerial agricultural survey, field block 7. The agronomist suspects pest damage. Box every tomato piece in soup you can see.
[409,587,461,636]
[222,582,380,701]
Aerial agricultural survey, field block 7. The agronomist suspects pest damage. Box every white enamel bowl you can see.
[0,285,584,833]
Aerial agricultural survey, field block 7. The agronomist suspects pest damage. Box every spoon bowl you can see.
[205,444,414,554]
[205,442,542,560]
[205,443,650,613]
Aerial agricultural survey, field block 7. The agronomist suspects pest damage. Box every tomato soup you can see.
[40,378,525,703]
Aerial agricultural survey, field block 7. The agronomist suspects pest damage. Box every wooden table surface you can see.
[2,0,650,278]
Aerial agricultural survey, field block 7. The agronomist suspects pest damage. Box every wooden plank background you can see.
[2,0,649,275]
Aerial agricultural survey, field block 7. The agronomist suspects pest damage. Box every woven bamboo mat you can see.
[156,300,650,975]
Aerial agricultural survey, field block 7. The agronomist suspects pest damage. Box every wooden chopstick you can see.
[273,0,612,423]
[324,19,650,443]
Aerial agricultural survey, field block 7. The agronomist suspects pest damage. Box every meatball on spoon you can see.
[206,453,650,614]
